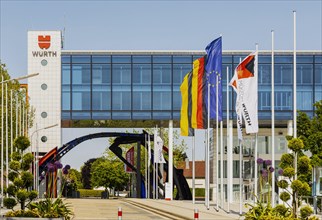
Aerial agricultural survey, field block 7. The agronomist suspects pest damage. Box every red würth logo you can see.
[38,35,51,49]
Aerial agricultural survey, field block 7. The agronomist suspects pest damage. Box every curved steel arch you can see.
[39,131,192,200]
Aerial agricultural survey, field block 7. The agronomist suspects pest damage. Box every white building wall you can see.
[28,31,61,153]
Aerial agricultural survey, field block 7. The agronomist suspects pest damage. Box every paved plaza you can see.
[65,198,245,219]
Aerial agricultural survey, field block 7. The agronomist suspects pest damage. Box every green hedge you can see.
[194,188,205,197]
[78,189,105,198]
[173,188,206,198]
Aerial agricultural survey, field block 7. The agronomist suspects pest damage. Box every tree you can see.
[63,168,82,197]
[81,158,97,189]
[4,136,38,211]
[297,100,322,166]
[276,100,322,218]
[90,157,129,194]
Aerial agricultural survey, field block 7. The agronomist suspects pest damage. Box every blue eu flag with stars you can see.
[205,36,222,121]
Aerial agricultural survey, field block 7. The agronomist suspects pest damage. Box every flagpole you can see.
[216,74,219,211]
[169,120,173,201]
[254,44,259,201]
[271,30,276,207]
[220,119,223,209]
[153,129,156,199]
[145,134,148,198]
[206,82,210,209]
[226,66,231,213]
[239,138,243,216]
[293,10,299,217]
[192,135,195,204]
[148,134,151,198]
[293,10,297,140]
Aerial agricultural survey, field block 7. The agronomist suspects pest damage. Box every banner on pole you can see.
[154,136,166,164]
[125,146,135,173]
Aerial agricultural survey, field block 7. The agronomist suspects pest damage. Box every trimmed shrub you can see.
[78,189,104,198]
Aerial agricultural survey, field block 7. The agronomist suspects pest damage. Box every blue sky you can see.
[1,0,321,169]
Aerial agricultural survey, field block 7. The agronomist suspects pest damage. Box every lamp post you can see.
[30,123,58,195]
[0,73,39,207]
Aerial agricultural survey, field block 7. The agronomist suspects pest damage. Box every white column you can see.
[10,90,13,158]
[271,30,276,207]
[220,121,224,208]
[168,120,173,200]
[1,76,4,207]
[226,67,231,212]
[293,10,297,139]
[5,84,8,195]
[215,75,219,211]
[192,136,195,204]
[228,120,233,204]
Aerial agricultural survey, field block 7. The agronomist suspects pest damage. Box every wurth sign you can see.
[31,34,57,57]
[38,35,51,49]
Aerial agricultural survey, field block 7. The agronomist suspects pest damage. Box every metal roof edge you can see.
[61,50,322,55]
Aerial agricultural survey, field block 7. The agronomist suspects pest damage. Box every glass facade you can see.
[61,52,322,121]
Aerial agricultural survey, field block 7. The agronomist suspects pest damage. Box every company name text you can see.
[32,51,57,57]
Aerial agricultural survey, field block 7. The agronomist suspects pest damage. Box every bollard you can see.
[118,207,122,220]
[194,208,199,220]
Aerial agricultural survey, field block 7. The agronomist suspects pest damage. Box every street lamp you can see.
[1,73,39,207]
[30,123,58,195]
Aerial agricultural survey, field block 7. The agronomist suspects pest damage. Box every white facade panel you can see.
[28,31,61,153]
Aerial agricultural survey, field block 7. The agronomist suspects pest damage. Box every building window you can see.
[41,136,47,143]
[41,112,47,118]
[41,59,48,66]
[41,84,47,90]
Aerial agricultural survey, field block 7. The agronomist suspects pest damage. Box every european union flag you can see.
[205,37,222,121]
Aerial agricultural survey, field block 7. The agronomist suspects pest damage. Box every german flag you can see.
[191,56,207,129]
[180,71,194,136]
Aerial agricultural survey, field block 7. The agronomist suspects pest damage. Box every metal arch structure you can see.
[39,131,192,200]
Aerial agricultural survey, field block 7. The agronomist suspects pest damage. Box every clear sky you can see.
[1,0,321,170]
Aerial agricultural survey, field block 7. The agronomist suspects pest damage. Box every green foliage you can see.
[17,189,28,202]
[13,136,30,151]
[81,158,97,189]
[283,167,295,178]
[8,171,18,182]
[291,180,303,192]
[244,200,294,219]
[279,192,291,202]
[78,189,104,197]
[288,138,304,153]
[22,152,34,164]
[67,168,83,189]
[11,152,21,161]
[277,180,289,189]
[300,206,313,220]
[29,197,73,220]
[279,154,294,169]
[20,160,31,171]
[3,136,38,212]
[273,204,290,217]
[21,171,33,187]
[7,184,17,196]
[194,188,205,197]
[91,157,129,191]
[5,210,39,217]
[9,160,20,171]
[28,190,38,201]
[13,178,24,188]
[311,154,322,167]
[4,197,18,209]
[298,182,310,196]
[298,156,311,173]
